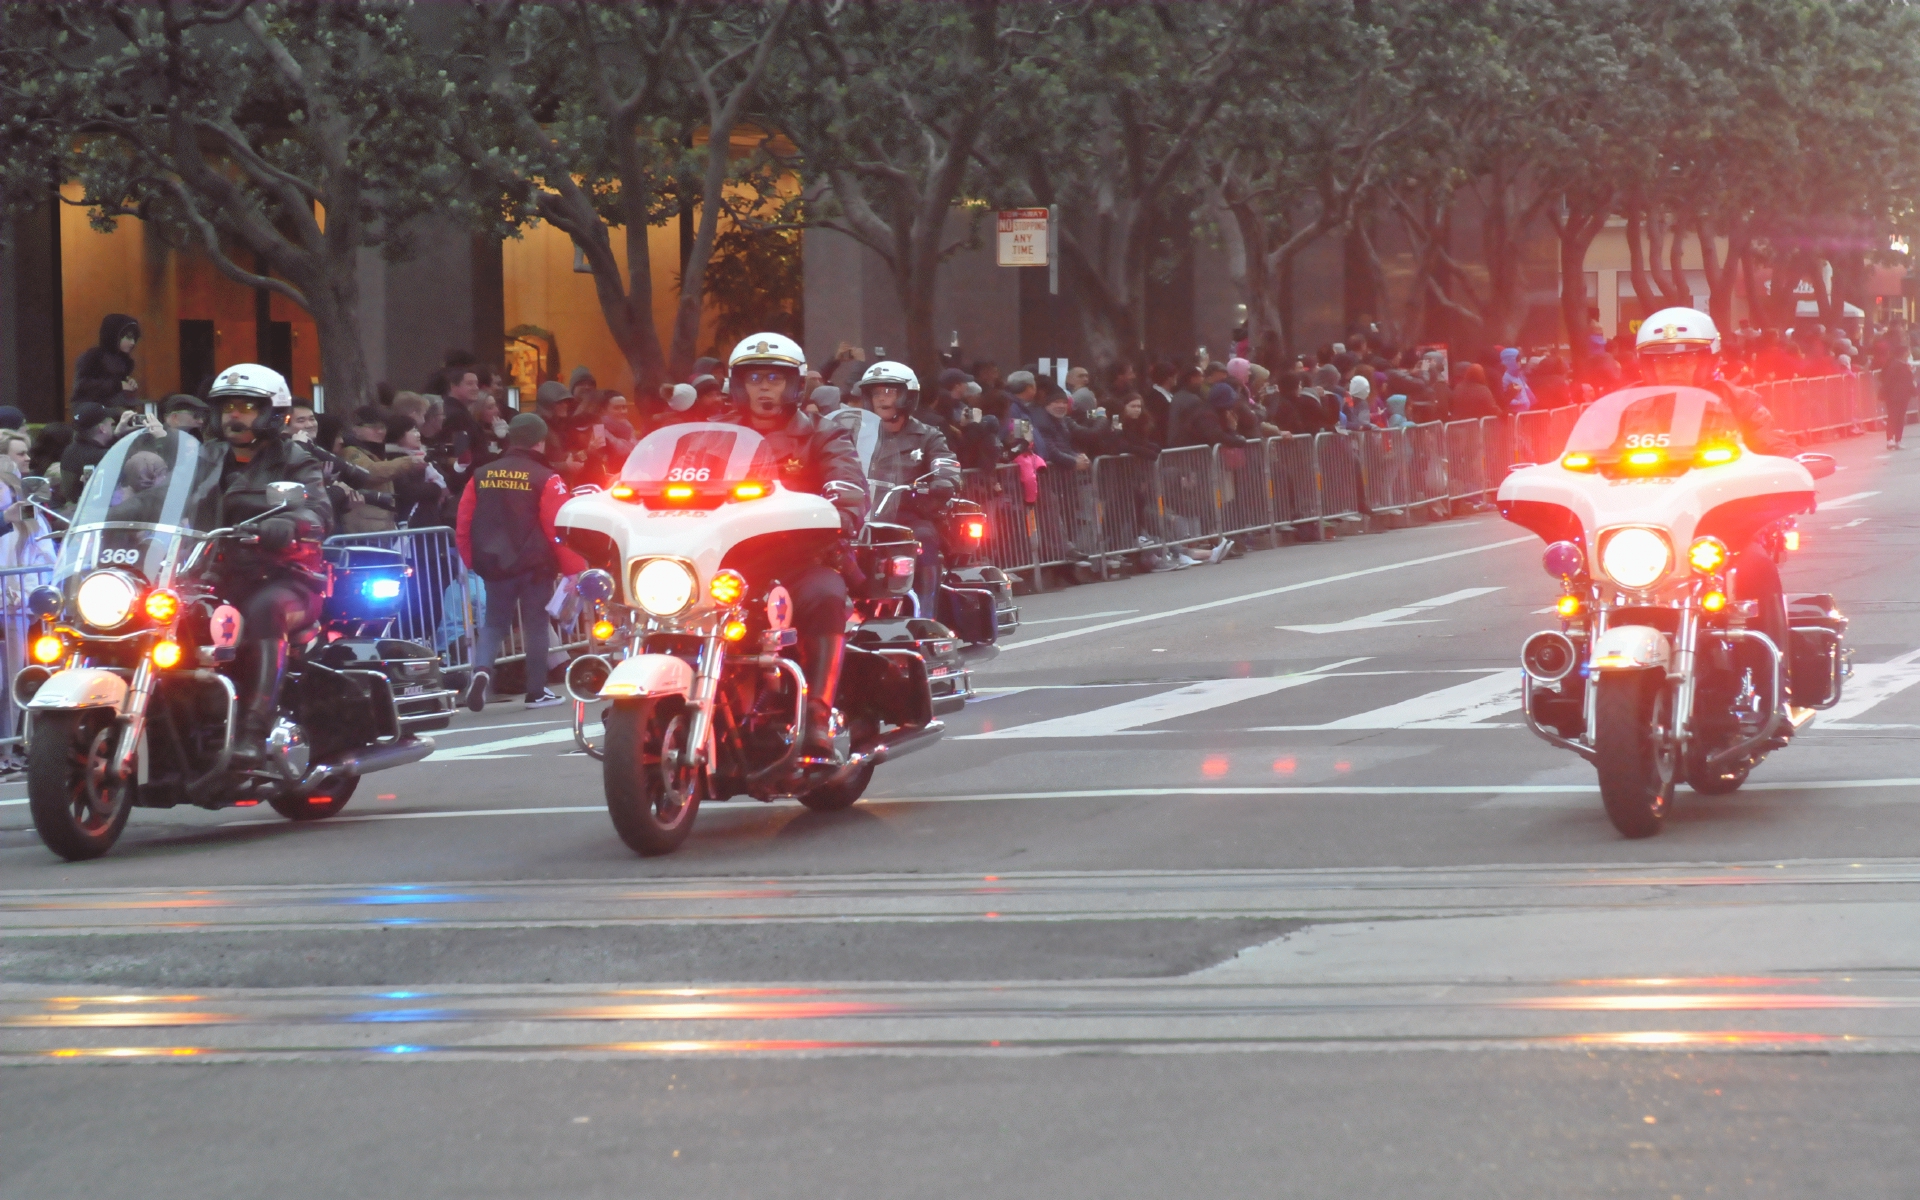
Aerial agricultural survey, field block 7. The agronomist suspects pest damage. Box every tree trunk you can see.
[1552,196,1611,373]
[1697,215,1735,334]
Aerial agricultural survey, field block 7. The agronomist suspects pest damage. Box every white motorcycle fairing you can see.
[1497,386,1816,571]
[1590,625,1672,671]
[25,667,129,712]
[599,654,694,699]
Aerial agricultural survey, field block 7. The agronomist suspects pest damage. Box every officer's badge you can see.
[782,455,804,474]
[765,585,793,630]
[911,448,924,462]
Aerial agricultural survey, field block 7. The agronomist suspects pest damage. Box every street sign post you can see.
[996,208,1049,268]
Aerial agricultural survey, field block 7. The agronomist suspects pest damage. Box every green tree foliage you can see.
[455,0,793,393]
[3,0,474,410]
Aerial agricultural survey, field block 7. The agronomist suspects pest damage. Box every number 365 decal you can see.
[1623,433,1671,449]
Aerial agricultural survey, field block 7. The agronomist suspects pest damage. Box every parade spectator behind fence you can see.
[1340,375,1377,431]
[0,431,54,580]
[385,414,448,526]
[1449,363,1502,421]
[340,404,420,533]
[1499,347,1534,411]
[439,365,506,494]
[1204,364,1252,446]
[59,402,129,506]
[70,314,141,410]
[1166,366,1213,448]
[456,412,586,711]
[1146,360,1179,434]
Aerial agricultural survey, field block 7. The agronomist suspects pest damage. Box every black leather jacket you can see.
[724,407,869,535]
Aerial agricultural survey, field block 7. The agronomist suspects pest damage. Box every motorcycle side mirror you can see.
[1795,452,1837,480]
[21,475,50,499]
[576,568,616,603]
[266,481,307,507]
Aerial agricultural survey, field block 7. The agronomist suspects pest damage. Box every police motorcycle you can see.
[1498,384,1845,838]
[555,421,944,856]
[16,429,435,860]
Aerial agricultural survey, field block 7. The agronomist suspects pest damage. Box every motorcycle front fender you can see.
[23,667,129,713]
[599,653,694,700]
[1591,624,1673,672]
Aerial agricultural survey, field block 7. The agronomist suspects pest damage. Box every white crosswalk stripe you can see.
[956,659,1368,740]
[1251,670,1521,731]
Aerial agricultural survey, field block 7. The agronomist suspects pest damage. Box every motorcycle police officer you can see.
[1633,307,1798,698]
[856,361,960,616]
[724,333,869,759]
[204,364,334,767]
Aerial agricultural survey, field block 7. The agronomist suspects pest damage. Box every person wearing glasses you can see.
[724,333,869,762]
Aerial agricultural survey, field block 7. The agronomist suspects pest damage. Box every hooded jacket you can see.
[71,314,140,408]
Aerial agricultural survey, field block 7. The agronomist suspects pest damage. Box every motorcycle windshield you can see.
[1564,386,1743,458]
[619,422,778,485]
[55,429,224,589]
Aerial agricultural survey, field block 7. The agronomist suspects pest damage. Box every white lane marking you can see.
[1839,517,1871,529]
[997,536,1533,651]
[0,798,22,807]
[956,659,1369,741]
[1261,670,1521,731]
[202,776,1920,825]
[1279,587,1502,634]
[433,724,602,760]
[1015,609,1139,626]
[434,719,571,739]
[1820,490,1881,510]
[1820,662,1920,725]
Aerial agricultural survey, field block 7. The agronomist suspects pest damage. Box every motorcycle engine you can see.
[268,718,311,778]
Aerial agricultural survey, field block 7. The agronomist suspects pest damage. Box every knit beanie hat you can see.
[507,412,548,448]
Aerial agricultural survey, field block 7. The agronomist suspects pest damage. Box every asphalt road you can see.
[4,431,1919,1199]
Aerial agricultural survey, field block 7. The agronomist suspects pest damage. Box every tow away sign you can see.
[997,209,1049,267]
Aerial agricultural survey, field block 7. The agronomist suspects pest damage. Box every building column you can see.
[0,198,64,422]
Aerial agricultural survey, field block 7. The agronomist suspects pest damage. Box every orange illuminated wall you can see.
[58,182,319,410]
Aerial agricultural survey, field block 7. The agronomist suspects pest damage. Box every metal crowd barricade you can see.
[1314,430,1365,522]
[1089,453,1163,569]
[1267,434,1320,531]
[1443,419,1487,504]
[957,465,1037,579]
[1358,427,1411,514]
[1154,444,1222,550]
[0,562,55,749]
[324,527,476,671]
[1215,440,1274,542]
[1405,421,1450,510]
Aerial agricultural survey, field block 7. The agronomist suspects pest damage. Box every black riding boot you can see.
[798,633,846,761]
[229,638,287,769]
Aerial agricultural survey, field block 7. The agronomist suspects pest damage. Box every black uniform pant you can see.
[784,563,849,637]
[228,574,324,732]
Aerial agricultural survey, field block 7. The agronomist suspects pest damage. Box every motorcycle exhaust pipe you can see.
[1521,630,1579,684]
[304,736,435,788]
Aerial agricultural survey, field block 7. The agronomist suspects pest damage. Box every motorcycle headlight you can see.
[75,570,138,629]
[631,558,697,617]
[1598,528,1672,590]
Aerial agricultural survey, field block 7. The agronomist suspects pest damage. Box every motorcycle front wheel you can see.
[604,698,701,856]
[28,710,134,861]
[1594,671,1677,839]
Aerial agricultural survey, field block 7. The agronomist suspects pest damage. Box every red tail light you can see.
[965,519,985,540]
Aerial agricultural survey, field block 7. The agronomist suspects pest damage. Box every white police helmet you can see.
[1636,307,1721,356]
[727,333,807,409]
[208,362,294,408]
[856,360,921,415]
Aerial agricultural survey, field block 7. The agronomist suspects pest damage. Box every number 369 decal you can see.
[100,548,142,565]
[1623,433,1671,449]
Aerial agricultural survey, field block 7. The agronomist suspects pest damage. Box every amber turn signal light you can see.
[609,483,636,501]
[30,634,63,665]
[663,484,695,501]
[722,620,748,642]
[709,569,746,606]
[591,619,616,642]
[1559,453,1594,471]
[1688,535,1729,574]
[1701,591,1728,613]
[1555,595,1582,618]
[150,640,184,669]
[731,482,767,501]
[144,590,179,623]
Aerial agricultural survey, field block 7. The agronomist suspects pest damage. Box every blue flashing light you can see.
[378,1044,426,1054]
[364,578,403,602]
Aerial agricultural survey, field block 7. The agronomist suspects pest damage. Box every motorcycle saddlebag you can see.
[936,585,998,646]
[838,644,934,730]
[855,522,919,598]
[1786,593,1847,710]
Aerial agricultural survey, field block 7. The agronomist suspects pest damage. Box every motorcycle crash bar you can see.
[303,737,435,789]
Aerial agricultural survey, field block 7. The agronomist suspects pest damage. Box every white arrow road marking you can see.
[1819,648,1920,726]
[1279,587,1502,635]
[1250,669,1521,731]
[955,658,1369,741]
[1839,517,1871,529]
[1820,490,1881,510]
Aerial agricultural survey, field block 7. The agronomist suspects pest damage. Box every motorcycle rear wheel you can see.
[269,774,360,821]
[28,711,133,861]
[797,716,878,811]
[604,698,701,856]
[1594,672,1676,839]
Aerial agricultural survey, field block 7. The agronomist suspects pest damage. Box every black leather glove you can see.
[256,517,297,552]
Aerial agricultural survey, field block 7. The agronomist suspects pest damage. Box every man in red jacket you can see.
[456,413,587,710]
